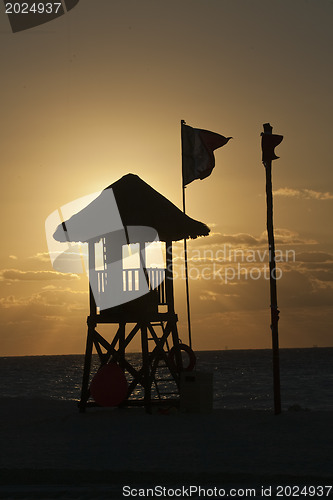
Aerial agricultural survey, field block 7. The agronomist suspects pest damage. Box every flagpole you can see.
[181,119,193,349]
[262,122,282,415]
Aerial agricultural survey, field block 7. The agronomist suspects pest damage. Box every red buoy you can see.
[90,362,128,407]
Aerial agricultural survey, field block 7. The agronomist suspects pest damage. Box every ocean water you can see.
[0,348,332,411]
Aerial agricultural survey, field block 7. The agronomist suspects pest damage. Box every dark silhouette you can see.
[53,174,210,413]
[261,123,283,415]
[181,119,232,348]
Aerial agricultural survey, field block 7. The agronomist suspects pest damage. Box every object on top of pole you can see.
[261,123,284,164]
[261,122,283,416]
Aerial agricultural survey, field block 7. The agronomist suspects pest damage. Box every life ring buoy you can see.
[168,344,196,372]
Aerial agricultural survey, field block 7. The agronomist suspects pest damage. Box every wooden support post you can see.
[79,319,95,412]
[141,323,152,413]
[118,322,126,371]
[171,321,183,379]
[88,241,97,316]
[165,241,175,314]
[182,187,192,349]
[262,122,282,415]
[79,241,97,412]
[181,119,193,349]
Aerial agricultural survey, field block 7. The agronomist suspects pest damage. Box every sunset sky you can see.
[0,0,332,356]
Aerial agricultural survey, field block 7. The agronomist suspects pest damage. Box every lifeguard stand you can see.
[53,174,209,411]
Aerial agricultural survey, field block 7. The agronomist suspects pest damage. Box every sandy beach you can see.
[0,398,332,498]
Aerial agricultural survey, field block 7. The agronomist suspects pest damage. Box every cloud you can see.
[9,255,18,260]
[0,269,80,281]
[310,271,333,283]
[36,289,87,308]
[273,228,317,246]
[189,306,333,350]
[273,188,333,200]
[0,289,89,355]
[292,252,333,280]
[204,232,265,247]
[296,252,333,263]
[28,252,53,263]
[0,289,87,311]
[199,290,219,301]
[180,228,317,253]
[301,262,333,273]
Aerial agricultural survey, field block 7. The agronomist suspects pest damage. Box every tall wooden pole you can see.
[181,119,193,349]
[262,122,282,415]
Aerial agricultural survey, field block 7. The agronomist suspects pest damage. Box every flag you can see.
[182,124,231,186]
[261,133,283,163]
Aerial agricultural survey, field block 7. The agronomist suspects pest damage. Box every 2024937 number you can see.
[276,485,332,497]
[5,3,62,14]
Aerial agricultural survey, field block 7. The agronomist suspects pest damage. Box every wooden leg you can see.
[79,325,94,412]
[118,322,126,370]
[141,323,152,414]
[171,321,183,375]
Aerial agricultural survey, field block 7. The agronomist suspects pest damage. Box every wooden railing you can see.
[97,269,107,294]
[147,268,167,305]
[122,268,140,292]
[96,268,167,305]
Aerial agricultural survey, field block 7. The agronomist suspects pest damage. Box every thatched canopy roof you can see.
[53,174,210,243]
